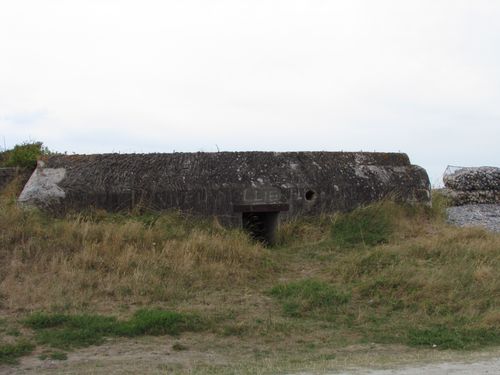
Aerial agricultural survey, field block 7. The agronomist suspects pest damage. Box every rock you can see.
[442,166,500,206]
[441,189,500,206]
[444,167,500,192]
[447,204,500,233]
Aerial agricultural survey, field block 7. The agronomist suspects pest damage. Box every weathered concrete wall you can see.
[19,152,430,225]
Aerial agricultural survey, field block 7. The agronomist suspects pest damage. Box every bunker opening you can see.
[242,211,279,245]
[234,203,289,245]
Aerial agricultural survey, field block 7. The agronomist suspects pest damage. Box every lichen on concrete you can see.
[18,152,430,226]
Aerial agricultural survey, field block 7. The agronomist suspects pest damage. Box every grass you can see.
[408,326,500,350]
[330,203,393,247]
[0,189,269,310]
[0,341,34,364]
[0,181,499,370]
[38,351,67,361]
[268,279,350,318]
[24,309,206,349]
[172,342,188,351]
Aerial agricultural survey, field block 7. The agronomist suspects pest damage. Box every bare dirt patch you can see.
[2,336,500,374]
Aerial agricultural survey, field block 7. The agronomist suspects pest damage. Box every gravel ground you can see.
[334,357,500,375]
[447,204,500,233]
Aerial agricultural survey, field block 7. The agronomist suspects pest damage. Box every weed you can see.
[222,324,248,336]
[50,351,68,360]
[38,351,68,361]
[115,309,205,336]
[24,313,71,329]
[0,341,34,364]
[0,196,268,310]
[172,342,188,351]
[331,203,394,247]
[24,309,206,349]
[269,279,350,318]
[4,328,21,337]
[1,187,500,363]
[408,326,500,350]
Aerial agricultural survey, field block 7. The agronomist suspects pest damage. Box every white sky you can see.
[1,0,499,186]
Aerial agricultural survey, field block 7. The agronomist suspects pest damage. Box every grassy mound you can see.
[0,195,270,310]
[0,183,499,370]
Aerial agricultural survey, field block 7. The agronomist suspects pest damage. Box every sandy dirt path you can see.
[1,338,499,374]
[332,357,500,374]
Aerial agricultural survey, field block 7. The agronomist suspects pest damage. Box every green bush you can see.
[1,141,51,169]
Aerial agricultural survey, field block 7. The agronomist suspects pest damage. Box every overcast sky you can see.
[1,0,499,186]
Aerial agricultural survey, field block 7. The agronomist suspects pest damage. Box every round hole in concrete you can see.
[305,190,316,201]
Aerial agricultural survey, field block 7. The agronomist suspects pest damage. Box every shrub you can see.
[1,141,51,169]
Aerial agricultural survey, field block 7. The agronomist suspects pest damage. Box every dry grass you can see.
[1,181,500,372]
[0,185,270,311]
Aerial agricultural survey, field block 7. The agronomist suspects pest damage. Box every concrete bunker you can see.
[0,167,32,192]
[18,151,431,244]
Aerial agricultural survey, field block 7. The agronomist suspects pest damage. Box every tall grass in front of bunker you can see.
[0,186,271,311]
[353,206,498,348]
[277,199,444,251]
[327,196,454,249]
[275,214,332,248]
[270,198,500,349]
[2,176,500,353]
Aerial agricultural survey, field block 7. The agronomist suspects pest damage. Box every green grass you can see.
[38,351,68,361]
[1,188,500,371]
[330,203,394,247]
[24,309,206,349]
[269,279,351,318]
[0,341,35,364]
[172,342,188,351]
[408,326,500,350]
